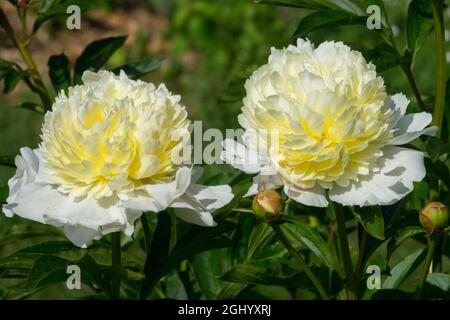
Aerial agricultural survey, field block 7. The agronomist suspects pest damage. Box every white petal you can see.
[284,183,328,207]
[9,183,59,224]
[244,173,283,197]
[221,139,265,174]
[390,93,409,118]
[330,146,425,206]
[120,167,192,212]
[171,184,234,226]
[43,195,125,232]
[174,209,216,227]
[124,209,143,237]
[63,225,103,248]
[3,147,39,216]
[389,112,437,145]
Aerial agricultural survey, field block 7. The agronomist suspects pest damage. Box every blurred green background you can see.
[1,0,450,299]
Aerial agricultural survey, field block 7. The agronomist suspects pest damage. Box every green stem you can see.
[272,224,330,300]
[401,65,428,112]
[111,232,122,300]
[415,234,440,299]
[140,213,152,252]
[334,203,357,300]
[355,226,368,283]
[431,0,446,133]
[232,208,254,213]
[0,8,51,109]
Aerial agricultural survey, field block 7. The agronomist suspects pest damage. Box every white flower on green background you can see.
[3,70,234,248]
[222,39,436,208]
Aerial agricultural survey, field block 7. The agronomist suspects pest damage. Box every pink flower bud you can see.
[420,202,449,233]
[252,190,284,222]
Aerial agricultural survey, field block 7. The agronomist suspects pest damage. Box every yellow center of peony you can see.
[41,71,190,199]
[240,40,396,189]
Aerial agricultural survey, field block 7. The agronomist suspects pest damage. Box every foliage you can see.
[0,0,450,300]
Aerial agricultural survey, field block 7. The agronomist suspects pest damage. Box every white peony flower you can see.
[222,39,436,208]
[3,70,234,248]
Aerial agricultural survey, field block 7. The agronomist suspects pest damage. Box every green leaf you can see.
[164,272,187,299]
[315,0,365,15]
[27,255,70,289]
[0,253,39,271]
[140,211,172,299]
[391,226,425,247]
[353,206,385,240]
[423,273,450,298]
[370,289,414,300]
[410,181,428,210]
[217,282,248,299]
[254,0,326,10]
[220,263,312,289]
[191,251,222,299]
[283,219,341,274]
[425,158,450,189]
[246,222,272,259]
[407,0,434,57]
[3,67,25,94]
[360,0,391,29]
[166,220,236,271]
[112,57,163,80]
[74,35,127,84]
[13,102,46,114]
[33,0,93,33]
[0,155,15,168]
[0,59,13,80]
[294,10,366,37]
[256,0,365,14]
[363,43,401,72]
[382,248,426,289]
[48,54,71,93]
[426,136,446,162]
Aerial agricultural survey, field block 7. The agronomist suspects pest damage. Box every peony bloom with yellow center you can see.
[222,39,436,207]
[3,70,233,247]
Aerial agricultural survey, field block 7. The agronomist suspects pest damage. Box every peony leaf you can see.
[363,43,402,72]
[190,251,223,299]
[353,206,385,240]
[382,248,425,289]
[254,0,326,10]
[220,262,313,289]
[407,0,434,59]
[32,0,93,33]
[3,67,25,94]
[74,35,127,84]
[0,59,13,80]
[113,57,163,80]
[140,211,172,299]
[294,10,367,38]
[48,54,71,93]
[282,218,342,274]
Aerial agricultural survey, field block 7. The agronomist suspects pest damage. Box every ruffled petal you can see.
[221,139,266,174]
[330,146,425,206]
[3,147,40,217]
[389,112,437,145]
[120,167,192,212]
[284,183,328,207]
[244,173,283,196]
[171,184,234,226]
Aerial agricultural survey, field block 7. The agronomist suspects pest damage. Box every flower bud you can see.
[420,202,449,232]
[252,190,284,222]
[18,0,28,8]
